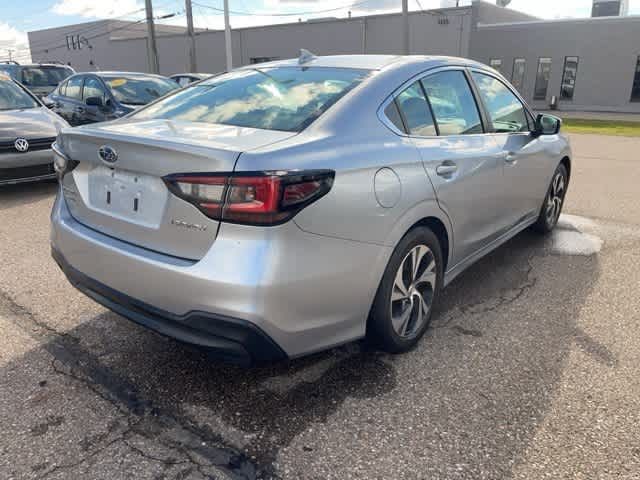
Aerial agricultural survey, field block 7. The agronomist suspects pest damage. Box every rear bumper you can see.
[50,187,391,359]
[52,246,286,365]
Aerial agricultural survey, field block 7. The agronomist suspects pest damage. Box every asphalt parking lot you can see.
[1,133,639,480]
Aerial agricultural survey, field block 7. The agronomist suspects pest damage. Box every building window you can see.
[560,56,579,100]
[490,59,503,73]
[631,56,640,102]
[511,58,526,93]
[534,58,552,101]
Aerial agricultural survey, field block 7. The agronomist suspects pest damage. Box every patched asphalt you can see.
[0,134,639,479]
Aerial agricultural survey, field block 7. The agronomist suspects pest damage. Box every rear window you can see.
[20,66,73,87]
[103,76,179,106]
[132,67,371,132]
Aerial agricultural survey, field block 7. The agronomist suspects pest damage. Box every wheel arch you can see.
[383,202,453,273]
[407,216,451,273]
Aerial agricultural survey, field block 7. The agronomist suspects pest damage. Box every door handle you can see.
[504,151,518,163]
[436,164,458,176]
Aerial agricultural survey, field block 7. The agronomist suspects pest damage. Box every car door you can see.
[49,79,70,120]
[82,75,110,124]
[393,68,506,267]
[59,75,85,126]
[469,70,552,227]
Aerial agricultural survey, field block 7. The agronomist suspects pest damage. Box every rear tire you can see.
[368,227,443,353]
[533,163,568,234]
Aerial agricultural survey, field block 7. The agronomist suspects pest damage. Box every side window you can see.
[384,100,406,132]
[58,80,68,97]
[83,77,105,101]
[395,82,437,136]
[421,71,483,136]
[471,72,529,133]
[66,76,83,100]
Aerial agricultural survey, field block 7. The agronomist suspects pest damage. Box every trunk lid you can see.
[61,119,296,259]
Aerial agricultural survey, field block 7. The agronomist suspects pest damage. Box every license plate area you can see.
[87,165,167,228]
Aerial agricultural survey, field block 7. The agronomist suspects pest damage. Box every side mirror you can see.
[533,113,561,136]
[85,96,103,107]
[42,97,55,109]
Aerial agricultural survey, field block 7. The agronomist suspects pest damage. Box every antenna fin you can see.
[298,49,317,65]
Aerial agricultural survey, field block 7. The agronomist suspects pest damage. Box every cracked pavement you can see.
[1,134,639,479]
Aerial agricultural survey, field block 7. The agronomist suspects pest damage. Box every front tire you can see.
[533,163,568,234]
[368,227,443,353]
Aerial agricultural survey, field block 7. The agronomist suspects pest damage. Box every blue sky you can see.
[2,0,640,62]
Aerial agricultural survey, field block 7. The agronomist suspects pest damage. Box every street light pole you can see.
[402,0,409,55]
[224,0,233,71]
[145,0,160,74]
[185,0,197,72]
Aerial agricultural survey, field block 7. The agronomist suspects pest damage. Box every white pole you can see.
[402,0,409,55]
[224,0,233,71]
[145,0,160,74]
[186,0,197,72]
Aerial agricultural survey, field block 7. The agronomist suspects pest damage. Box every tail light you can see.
[163,170,335,226]
[52,141,79,180]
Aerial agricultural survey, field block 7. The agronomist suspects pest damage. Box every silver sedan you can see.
[51,55,571,364]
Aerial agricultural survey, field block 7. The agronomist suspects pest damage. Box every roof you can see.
[478,13,640,28]
[89,71,171,78]
[238,55,406,71]
[238,54,488,71]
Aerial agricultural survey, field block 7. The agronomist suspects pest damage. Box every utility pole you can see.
[402,0,409,55]
[145,0,160,74]
[7,49,13,62]
[223,0,233,71]
[185,0,197,72]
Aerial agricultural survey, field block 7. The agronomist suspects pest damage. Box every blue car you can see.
[44,72,179,126]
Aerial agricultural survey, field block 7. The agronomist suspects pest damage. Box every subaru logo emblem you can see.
[98,145,118,163]
[14,138,29,153]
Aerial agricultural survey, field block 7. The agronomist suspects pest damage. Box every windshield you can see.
[104,76,179,105]
[20,66,73,87]
[132,67,371,132]
[0,80,39,110]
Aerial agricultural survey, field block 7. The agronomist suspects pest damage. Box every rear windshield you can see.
[132,67,371,132]
[0,80,39,110]
[103,76,179,106]
[20,66,73,87]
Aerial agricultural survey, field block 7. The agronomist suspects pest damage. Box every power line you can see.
[8,8,185,61]
[192,0,377,17]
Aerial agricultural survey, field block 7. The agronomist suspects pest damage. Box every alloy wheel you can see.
[390,244,437,338]
[545,171,566,225]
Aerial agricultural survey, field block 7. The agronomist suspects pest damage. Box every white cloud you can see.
[51,0,142,18]
[0,22,31,63]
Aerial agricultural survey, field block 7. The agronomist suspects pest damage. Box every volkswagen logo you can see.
[14,138,29,153]
[98,145,118,164]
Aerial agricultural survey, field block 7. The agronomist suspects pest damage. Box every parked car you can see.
[0,62,75,98]
[51,55,570,365]
[45,72,179,126]
[0,74,68,185]
[170,73,212,87]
